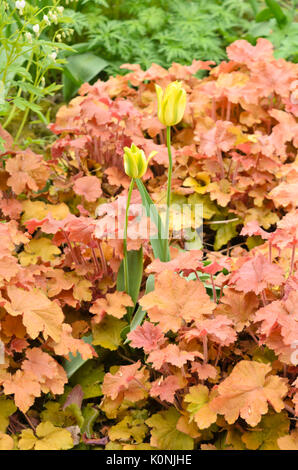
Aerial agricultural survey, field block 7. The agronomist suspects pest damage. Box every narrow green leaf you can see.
[136,179,169,262]
[82,405,100,438]
[62,335,93,379]
[126,274,155,340]
[265,0,287,27]
[63,52,108,101]
[117,247,143,306]
[255,7,274,22]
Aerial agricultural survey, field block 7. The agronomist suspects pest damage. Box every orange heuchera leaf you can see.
[146,250,203,276]
[268,109,298,155]
[269,182,298,208]
[22,348,58,382]
[241,220,271,239]
[45,269,75,298]
[210,361,288,426]
[73,279,93,302]
[254,292,298,364]
[150,375,183,403]
[254,296,296,340]
[5,150,50,195]
[181,315,236,347]
[215,288,259,332]
[105,166,130,189]
[1,315,27,339]
[230,254,284,294]
[102,361,149,402]
[226,38,274,65]
[21,348,67,396]
[139,270,215,333]
[73,176,102,202]
[191,363,217,381]
[199,121,235,157]
[255,295,297,344]
[48,324,95,360]
[41,364,67,396]
[2,370,41,413]
[0,220,29,258]
[276,210,298,244]
[5,286,64,342]
[90,292,133,323]
[278,429,298,450]
[127,322,165,354]
[147,344,197,370]
[0,197,22,219]
[0,256,19,281]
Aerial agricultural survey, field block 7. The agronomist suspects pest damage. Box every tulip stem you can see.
[165,126,172,260]
[123,178,134,294]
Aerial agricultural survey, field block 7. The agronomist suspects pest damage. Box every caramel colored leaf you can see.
[6,286,64,342]
[278,428,298,450]
[140,270,215,333]
[210,361,287,426]
[146,408,194,450]
[90,292,134,322]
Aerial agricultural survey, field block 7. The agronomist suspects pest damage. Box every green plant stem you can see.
[165,125,173,259]
[123,178,134,294]
[14,101,30,143]
[3,53,34,129]
[14,57,43,143]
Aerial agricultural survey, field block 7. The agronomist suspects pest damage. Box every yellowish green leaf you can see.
[146,407,194,450]
[241,412,289,450]
[0,433,14,450]
[92,315,127,350]
[185,385,217,429]
[0,397,17,433]
[18,238,61,266]
[18,421,74,450]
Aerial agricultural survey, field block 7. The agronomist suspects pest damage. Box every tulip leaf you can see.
[136,179,169,262]
[117,247,143,305]
[265,0,288,27]
[63,52,108,102]
[62,334,93,379]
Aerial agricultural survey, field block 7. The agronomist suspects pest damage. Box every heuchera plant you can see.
[0,39,297,451]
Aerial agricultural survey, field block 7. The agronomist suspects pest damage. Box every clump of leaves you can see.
[0,39,297,450]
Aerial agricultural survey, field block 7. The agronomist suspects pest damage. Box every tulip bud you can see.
[123,144,156,179]
[155,81,187,127]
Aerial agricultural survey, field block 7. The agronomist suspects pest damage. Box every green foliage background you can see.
[60,0,298,76]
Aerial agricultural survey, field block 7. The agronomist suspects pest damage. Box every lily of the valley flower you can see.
[16,0,25,13]
[123,144,157,179]
[155,81,186,127]
[33,24,40,35]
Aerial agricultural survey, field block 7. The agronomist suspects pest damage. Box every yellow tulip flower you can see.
[123,144,157,179]
[155,81,187,127]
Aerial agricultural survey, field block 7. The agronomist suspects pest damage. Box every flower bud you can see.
[16,0,25,13]
[33,24,40,35]
[155,81,186,127]
[123,144,156,179]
